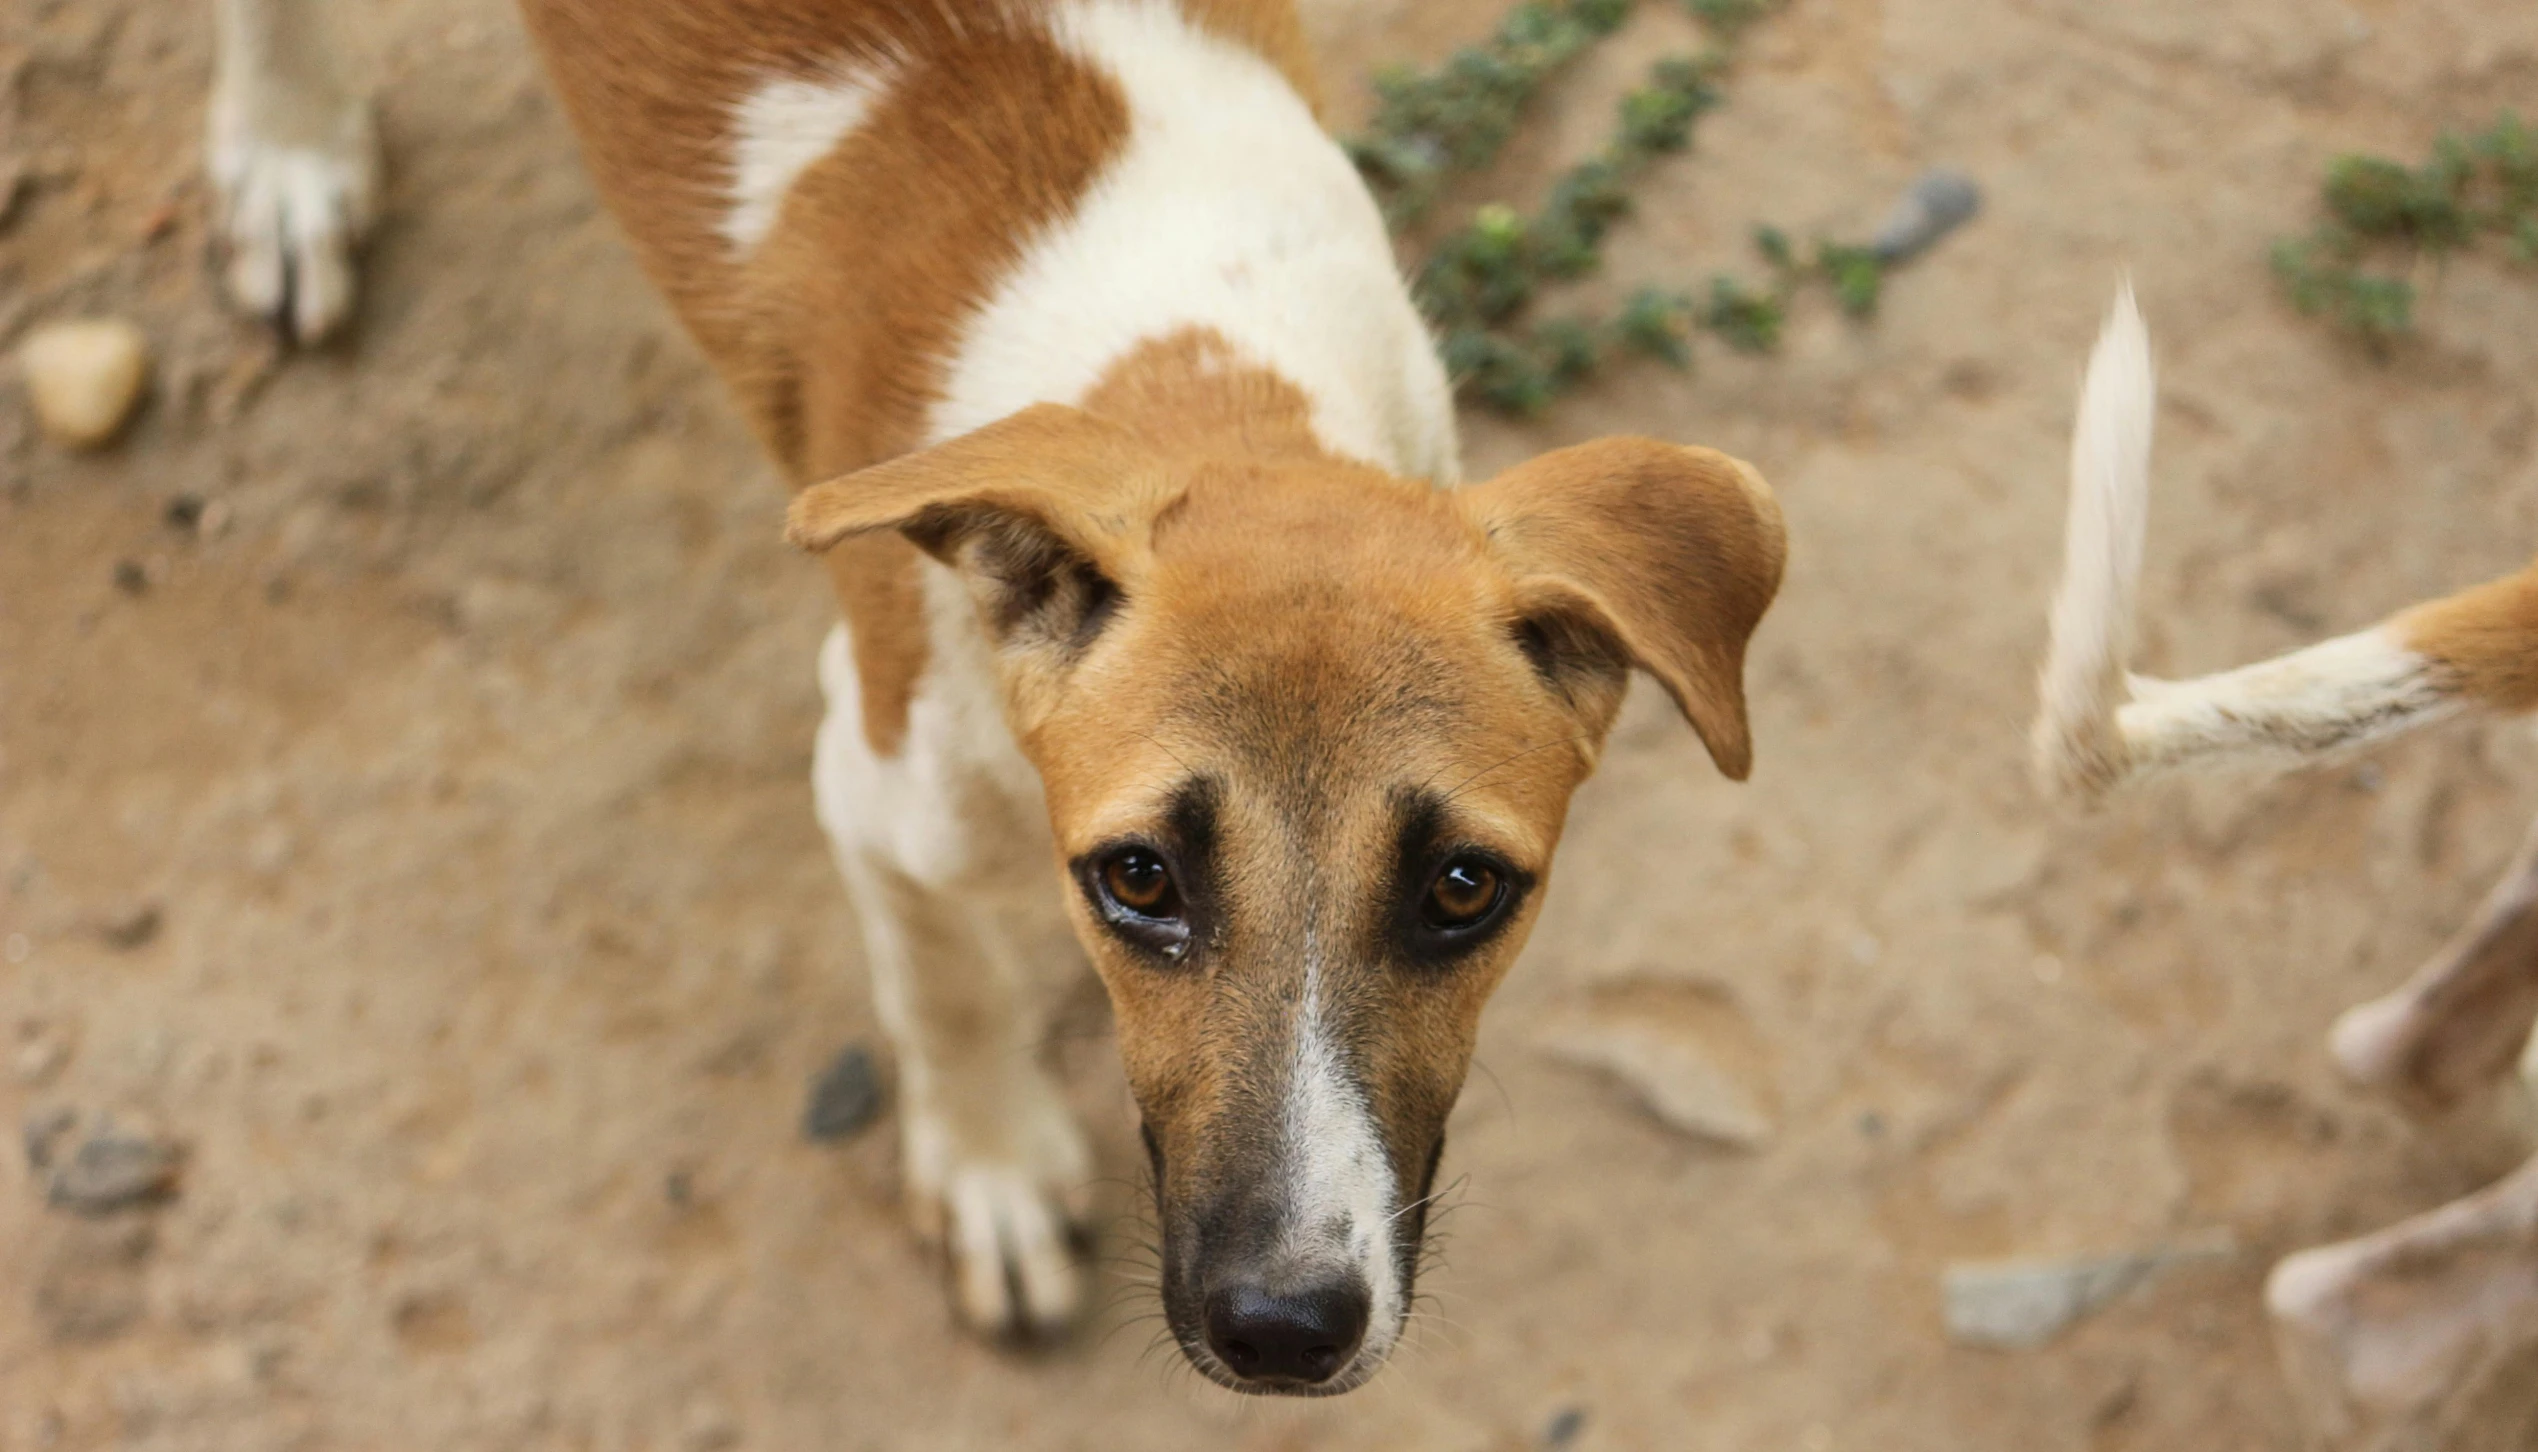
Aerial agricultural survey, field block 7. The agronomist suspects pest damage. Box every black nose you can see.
[1202,1278,1370,1386]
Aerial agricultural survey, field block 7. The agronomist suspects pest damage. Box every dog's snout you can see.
[1203,1277,1369,1387]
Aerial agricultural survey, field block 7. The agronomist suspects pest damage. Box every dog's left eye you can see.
[1087,846,1194,960]
[1420,856,1505,931]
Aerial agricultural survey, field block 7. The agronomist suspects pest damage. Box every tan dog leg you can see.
[2266,1152,2538,1450]
[209,0,379,341]
[812,626,1091,1337]
[2332,811,2538,1115]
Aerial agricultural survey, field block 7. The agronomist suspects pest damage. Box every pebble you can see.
[1870,169,1983,264]
[28,1109,185,1216]
[802,1044,884,1142]
[1541,1405,1589,1448]
[1536,1021,1773,1149]
[99,902,162,951]
[19,318,151,449]
[1942,1235,2234,1349]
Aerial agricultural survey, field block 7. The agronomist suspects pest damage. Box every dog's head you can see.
[790,404,1782,1393]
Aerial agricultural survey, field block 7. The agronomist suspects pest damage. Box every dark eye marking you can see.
[1390,790,1532,966]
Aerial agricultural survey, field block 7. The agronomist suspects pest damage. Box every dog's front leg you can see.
[813,626,1091,1338]
[209,0,379,341]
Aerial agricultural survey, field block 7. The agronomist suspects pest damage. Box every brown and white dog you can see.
[2037,288,2538,1446]
[206,0,1787,1394]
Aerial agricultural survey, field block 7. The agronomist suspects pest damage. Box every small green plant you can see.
[2272,112,2538,344]
[1349,0,1918,414]
[1347,0,1636,231]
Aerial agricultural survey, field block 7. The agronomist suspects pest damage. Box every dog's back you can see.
[518,0,1337,482]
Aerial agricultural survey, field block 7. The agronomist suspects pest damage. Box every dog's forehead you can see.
[1147,459,1488,580]
[1034,462,1584,846]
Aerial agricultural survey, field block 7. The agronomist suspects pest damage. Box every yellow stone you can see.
[20,318,151,449]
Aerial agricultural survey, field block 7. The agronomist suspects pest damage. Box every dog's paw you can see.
[208,89,379,343]
[902,1088,1093,1339]
[939,1161,1090,1338]
[2328,989,2528,1117]
[2264,1157,2538,1448]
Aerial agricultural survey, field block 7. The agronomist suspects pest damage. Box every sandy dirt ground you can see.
[6,0,2538,1447]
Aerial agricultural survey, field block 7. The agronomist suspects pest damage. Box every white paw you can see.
[902,1089,1093,1339]
[941,1162,1089,1336]
[209,91,379,343]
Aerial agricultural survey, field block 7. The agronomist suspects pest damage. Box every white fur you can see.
[812,570,1038,888]
[1280,929,1402,1375]
[929,0,1459,480]
[2117,627,2458,778]
[2033,281,2154,800]
[813,588,1090,1335]
[721,60,900,255]
[2032,285,2460,800]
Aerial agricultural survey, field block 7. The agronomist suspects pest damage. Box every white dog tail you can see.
[2031,284,2537,805]
[2032,283,2156,801]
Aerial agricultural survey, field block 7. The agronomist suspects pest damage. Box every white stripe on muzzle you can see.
[1279,930,1402,1365]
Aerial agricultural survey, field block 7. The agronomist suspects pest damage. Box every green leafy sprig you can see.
[2272,112,2538,344]
[1349,0,1904,413]
[1347,0,1638,232]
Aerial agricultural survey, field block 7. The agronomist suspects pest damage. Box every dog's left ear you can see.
[1464,437,1786,779]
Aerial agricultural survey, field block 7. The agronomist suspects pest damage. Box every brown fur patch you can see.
[2400,557,2538,713]
[1081,327,1331,463]
[1177,0,1323,113]
[519,0,1137,754]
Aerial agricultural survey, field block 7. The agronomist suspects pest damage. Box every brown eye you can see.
[1101,849,1181,918]
[1422,857,1503,930]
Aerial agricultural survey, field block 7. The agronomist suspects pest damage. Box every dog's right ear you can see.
[787,404,1166,659]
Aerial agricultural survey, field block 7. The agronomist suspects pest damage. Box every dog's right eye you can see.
[1101,849,1180,917]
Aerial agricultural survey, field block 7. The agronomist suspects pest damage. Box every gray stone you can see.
[1943,1235,2234,1349]
[1536,1021,1772,1149]
[802,1044,884,1142]
[39,1112,184,1215]
[1871,169,1983,264]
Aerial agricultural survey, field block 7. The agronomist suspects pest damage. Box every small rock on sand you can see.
[99,902,162,951]
[1536,1020,1773,1148]
[27,1109,185,1215]
[1943,1235,2234,1349]
[1871,169,1983,264]
[19,318,151,450]
[802,1044,884,1142]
